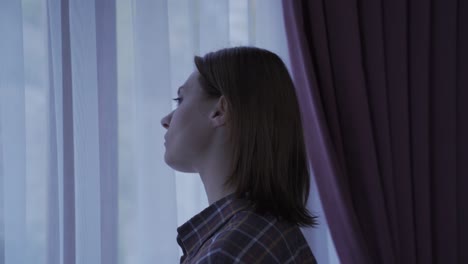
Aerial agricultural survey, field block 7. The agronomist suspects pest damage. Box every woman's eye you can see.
[172,97,182,106]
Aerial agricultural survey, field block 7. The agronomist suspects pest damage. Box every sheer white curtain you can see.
[0,0,337,263]
[0,1,27,264]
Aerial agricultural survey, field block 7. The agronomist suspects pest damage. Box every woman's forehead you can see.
[188,71,202,83]
[182,71,203,92]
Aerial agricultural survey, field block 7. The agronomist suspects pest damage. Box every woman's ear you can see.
[211,96,229,127]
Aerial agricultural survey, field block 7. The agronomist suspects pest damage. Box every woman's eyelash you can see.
[172,97,182,105]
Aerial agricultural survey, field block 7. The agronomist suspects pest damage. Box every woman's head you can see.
[160,69,231,174]
[162,46,316,227]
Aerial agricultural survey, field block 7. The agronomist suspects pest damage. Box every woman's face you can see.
[160,71,220,173]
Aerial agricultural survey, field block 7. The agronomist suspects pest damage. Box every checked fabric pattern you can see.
[176,193,317,264]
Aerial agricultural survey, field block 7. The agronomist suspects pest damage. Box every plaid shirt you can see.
[176,193,317,264]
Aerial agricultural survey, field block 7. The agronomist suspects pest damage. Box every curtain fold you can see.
[282,0,468,263]
[95,1,118,263]
[46,1,63,263]
[130,0,179,263]
[47,0,119,263]
[0,1,27,264]
[457,2,468,262]
[282,1,370,263]
[69,0,104,261]
[199,0,229,54]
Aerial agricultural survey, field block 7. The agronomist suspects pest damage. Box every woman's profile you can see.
[160,46,317,264]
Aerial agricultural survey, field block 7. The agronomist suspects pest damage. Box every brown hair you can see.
[194,46,317,227]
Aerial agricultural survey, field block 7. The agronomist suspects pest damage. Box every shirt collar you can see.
[176,193,251,258]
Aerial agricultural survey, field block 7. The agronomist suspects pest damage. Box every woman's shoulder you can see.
[193,209,316,263]
[224,209,297,236]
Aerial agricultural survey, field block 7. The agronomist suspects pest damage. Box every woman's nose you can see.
[160,115,170,129]
[161,116,169,129]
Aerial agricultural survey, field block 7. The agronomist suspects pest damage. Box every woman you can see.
[160,46,317,264]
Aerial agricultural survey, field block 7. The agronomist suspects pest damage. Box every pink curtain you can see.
[282,0,468,263]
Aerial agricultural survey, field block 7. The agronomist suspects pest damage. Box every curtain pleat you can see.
[0,1,27,264]
[228,0,249,46]
[68,0,102,262]
[407,0,432,263]
[381,0,413,262]
[282,1,366,263]
[60,0,77,263]
[95,1,118,264]
[46,0,119,263]
[457,2,468,263]
[431,0,459,262]
[321,0,398,260]
[252,0,291,67]
[47,1,63,263]
[199,0,230,54]
[65,0,101,263]
[131,0,179,263]
[357,0,401,261]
